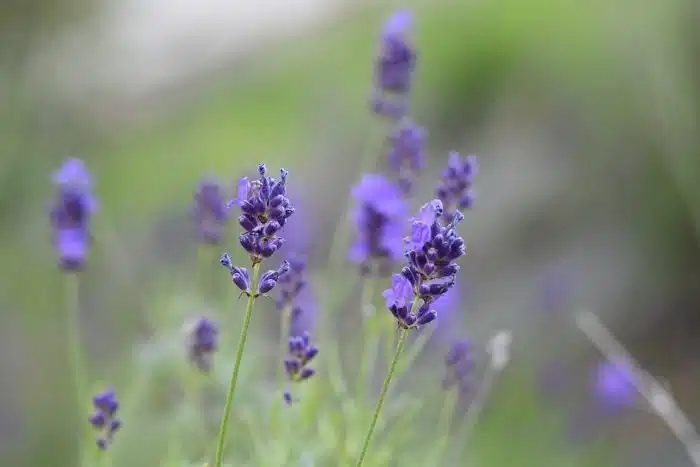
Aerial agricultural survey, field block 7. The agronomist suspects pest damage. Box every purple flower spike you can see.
[49,158,98,272]
[185,317,219,372]
[370,10,416,120]
[282,330,319,405]
[387,120,427,194]
[89,388,122,450]
[349,174,408,276]
[191,177,228,245]
[436,152,478,222]
[593,361,638,410]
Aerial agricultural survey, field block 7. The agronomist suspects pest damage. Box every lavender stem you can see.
[65,273,86,465]
[214,262,261,467]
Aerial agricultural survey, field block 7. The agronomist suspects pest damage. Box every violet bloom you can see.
[89,388,122,450]
[370,10,416,120]
[387,120,426,194]
[283,331,319,405]
[49,158,98,271]
[349,174,408,276]
[185,317,219,372]
[443,339,474,394]
[593,361,638,410]
[436,152,478,223]
[191,177,228,245]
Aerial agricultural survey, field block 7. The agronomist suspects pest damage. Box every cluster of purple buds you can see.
[49,159,98,272]
[383,199,466,329]
[349,174,408,276]
[184,317,220,372]
[442,339,474,394]
[282,331,319,405]
[387,120,426,194]
[220,254,289,298]
[89,388,122,450]
[229,164,294,264]
[370,10,416,120]
[436,151,478,222]
[191,177,228,245]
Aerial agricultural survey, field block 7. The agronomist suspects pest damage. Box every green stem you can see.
[356,315,412,466]
[214,262,261,467]
[356,278,378,401]
[65,273,85,464]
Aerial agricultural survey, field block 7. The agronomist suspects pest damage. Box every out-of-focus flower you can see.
[283,331,319,405]
[49,158,98,271]
[442,339,474,394]
[349,174,408,276]
[184,317,219,372]
[387,120,426,194]
[89,388,122,450]
[370,10,416,120]
[593,361,638,410]
[191,177,228,245]
[436,152,478,223]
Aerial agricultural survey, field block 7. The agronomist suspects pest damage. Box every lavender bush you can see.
[43,9,697,467]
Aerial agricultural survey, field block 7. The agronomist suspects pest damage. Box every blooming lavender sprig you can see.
[436,152,478,222]
[49,158,98,272]
[349,174,408,276]
[442,339,474,394]
[185,317,220,372]
[370,10,416,120]
[282,331,319,405]
[191,177,229,245]
[387,120,426,194]
[229,164,294,264]
[89,388,122,450]
[220,254,289,297]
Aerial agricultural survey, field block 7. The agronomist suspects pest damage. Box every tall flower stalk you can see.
[214,164,293,466]
[356,199,468,466]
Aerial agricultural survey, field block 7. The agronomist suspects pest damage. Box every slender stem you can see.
[356,323,411,467]
[65,273,85,464]
[356,278,378,400]
[214,262,261,467]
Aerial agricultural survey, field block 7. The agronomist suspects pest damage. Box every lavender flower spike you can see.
[191,177,229,245]
[370,10,417,120]
[89,388,122,450]
[282,331,319,405]
[387,120,427,194]
[185,317,220,372]
[436,151,478,222]
[230,164,294,264]
[349,174,408,276]
[593,361,638,410]
[49,158,98,271]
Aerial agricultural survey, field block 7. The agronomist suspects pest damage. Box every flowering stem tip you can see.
[214,262,261,467]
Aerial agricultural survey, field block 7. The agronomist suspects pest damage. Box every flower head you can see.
[229,164,294,264]
[349,174,408,276]
[370,10,417,119]
[89,388,122,450]
[387,120,426,194]
[191,177,228,245]
[593,361,637,410]
[184,317,219,372]
[436,152,478,222]
[442,339,474,394]
[283,331,319,405]
[49,158,98,271]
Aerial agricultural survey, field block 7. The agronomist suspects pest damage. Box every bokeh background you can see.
[2,0,700,466]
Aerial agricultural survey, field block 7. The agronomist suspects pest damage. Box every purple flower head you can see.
[228,164,294,264]
[220,254,289,297]
[89,388,122,450]
[383,274,414,309]
[436,152,478,222]
[191,177,228,245]
[349,174,408,276]
[383,273,437,329]
[283,331,319,405]
[442,339,474,394]
[387,120,427,194]
[184,317,219,372]
[593,361,638,410]
[50,158,98,272]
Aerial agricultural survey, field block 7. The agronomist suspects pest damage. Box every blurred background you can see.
[1,0,699,466]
